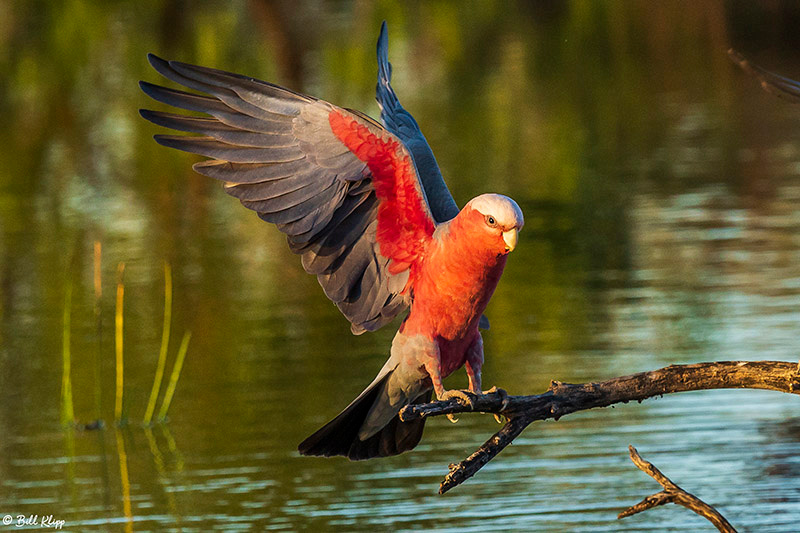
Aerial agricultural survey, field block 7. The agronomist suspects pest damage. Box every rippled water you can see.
[2,3,800,531]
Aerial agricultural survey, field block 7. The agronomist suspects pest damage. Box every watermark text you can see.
[2,515,65,530]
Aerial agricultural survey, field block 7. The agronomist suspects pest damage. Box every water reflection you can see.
[2,1,800,531]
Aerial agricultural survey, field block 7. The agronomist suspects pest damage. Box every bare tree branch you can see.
[399,360,800,493]
[619,445,737,532]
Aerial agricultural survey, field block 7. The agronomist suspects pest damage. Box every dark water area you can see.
[2,1,800,531]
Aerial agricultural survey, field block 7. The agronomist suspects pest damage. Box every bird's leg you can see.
[422,355,446,401]
[422,356,462,423]
[448,334,484,407]
[466,336,508,423]
[465,355,482,395]
[435,334,484,416]
[421,336,490,422]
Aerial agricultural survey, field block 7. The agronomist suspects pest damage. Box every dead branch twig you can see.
[619,445,737,532]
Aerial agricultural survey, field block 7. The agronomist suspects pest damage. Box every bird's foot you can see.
[439,388,478,409]
[483,386,509,423]
[438,389,478,423]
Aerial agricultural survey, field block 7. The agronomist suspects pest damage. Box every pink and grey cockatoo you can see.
[140,22,524,460]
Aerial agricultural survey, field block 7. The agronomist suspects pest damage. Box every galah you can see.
[140,22,524,460]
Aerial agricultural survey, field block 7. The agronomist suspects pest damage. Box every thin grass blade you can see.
[157,331,191,422]
[144,262,172,425]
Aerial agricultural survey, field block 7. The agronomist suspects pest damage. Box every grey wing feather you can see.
[140,53,409,334]
[193,159,312,183]
[140,81,292,133]
[153,135,305,163]
[139,109,295,147]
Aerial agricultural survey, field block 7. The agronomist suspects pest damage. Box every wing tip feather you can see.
[376,21,392,84]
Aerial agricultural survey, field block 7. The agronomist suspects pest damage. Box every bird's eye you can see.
[485,215,497,227]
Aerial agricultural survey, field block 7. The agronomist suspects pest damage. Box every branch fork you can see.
[619,446,737,532]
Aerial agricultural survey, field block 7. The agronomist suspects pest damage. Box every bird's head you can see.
[462,193,525,255]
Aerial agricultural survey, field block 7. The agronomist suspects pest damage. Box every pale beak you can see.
[502,228,518,252]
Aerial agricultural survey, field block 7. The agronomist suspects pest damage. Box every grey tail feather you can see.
[298,371,431,460]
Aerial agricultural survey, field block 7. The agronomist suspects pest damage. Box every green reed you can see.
[143,262,172,426]
[115,262,126,425]
[60,280,75,427]
[157,331,191,422]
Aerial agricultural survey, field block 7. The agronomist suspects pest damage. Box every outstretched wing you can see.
[375,21,460,223]
[140,53,438,334]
